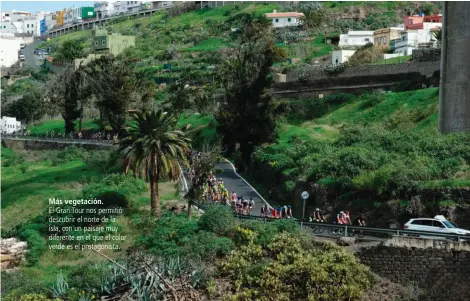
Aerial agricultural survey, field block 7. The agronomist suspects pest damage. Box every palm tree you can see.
[119,109,191,216]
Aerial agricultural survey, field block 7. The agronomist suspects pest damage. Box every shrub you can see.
[19,164,29,174]
[18,229,47,265]
[198,204,237,236]
[1,270,48,296]
[2,293,56,301]
[2,153,25,167]
[51,146,86,165]
[220,233,372,300]
[84,150,119,173]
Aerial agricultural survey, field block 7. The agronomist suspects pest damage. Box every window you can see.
[288,18,291,22]
[95,41,98,46]
[27,24,29,28]
[365,38,370,42]
[408,19,413,25]
[421,220,433,227]
[411,220,422,225]
[275,18,279,22]
[31,24,34,27]
[433,221,445,228]
[102,40,105,45]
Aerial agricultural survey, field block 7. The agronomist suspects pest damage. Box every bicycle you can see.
[347,228,365,238]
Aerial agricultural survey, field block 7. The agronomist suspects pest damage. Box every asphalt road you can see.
[22,40,42,69]
[215,160,271,216]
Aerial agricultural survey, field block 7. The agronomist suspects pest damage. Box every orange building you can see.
[55,10,64,26]
[404,14,442,30]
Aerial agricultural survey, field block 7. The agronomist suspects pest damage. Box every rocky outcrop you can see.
[1,238,28,272]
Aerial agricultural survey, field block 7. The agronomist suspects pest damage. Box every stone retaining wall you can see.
[286,61,440,82]
[357,238,470,301]
[1,238,28,272]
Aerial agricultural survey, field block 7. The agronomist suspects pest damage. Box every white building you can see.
[393,24,442,56]
[0,35,23,67]
[94,1,116,18]
[264,10,304,28]
[339,31,375,48]
[1,116,22,134]
[331,50,357,66]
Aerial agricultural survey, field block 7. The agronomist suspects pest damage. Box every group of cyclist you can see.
[310,208,366,227]
[260,204,294,219]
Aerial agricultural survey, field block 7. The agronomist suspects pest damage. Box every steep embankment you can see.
[249,88,470,226]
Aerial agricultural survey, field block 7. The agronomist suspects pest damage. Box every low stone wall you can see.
[357,237,470,301]
[1,238,28,272]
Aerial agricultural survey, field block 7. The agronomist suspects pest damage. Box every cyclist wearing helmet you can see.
[286,205,293,218]
[249,197,255,214]
[312,208,325,222]
[336,211,345,224]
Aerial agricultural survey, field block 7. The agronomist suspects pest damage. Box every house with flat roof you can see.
[264,10,304,28]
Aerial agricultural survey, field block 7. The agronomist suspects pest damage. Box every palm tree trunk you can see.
[150,174,160,216]
[188,200,193,220]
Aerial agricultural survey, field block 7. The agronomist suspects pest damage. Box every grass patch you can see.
[183,37,228,52]
[28,119,101,135]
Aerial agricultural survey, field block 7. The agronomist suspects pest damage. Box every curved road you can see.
[2,137,271,214]
[213,160,271,216]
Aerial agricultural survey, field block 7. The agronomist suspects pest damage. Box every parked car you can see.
[404,215,470,240]
[19,54,25,61]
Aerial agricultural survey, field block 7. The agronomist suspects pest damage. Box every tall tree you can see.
[216,14,277,171]
[119,109,191,216]
[82,55,134,135]
[45,67,82,134]
[54,38,86,63]
[297,2,325,30]
[4,86,45,124]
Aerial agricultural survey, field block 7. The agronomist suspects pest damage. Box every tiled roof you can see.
[264,12,304,18]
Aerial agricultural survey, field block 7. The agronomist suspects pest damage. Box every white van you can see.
[20,43,26,49]
[19,54,25,61]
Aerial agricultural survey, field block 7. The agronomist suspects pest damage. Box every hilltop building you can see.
[74,29,135,70]
[264,10,304,28]
[374,27,403,48]
[338,30,375,48]
[1,116,22,134]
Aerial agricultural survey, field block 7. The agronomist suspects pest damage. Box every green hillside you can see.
[250,88,470,211]
[43,1,441,77]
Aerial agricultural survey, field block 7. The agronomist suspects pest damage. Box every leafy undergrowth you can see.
[1,146,179,286]
[2,205,381,301]
[252,88,470,207]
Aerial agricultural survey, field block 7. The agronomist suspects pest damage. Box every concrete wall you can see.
[357,237,470,300]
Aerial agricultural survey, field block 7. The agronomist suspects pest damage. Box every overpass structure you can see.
[47,7,166,38]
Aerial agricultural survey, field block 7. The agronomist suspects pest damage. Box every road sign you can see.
[301,191,309,200]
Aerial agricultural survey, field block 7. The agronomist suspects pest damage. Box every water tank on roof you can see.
[418,12,424,17]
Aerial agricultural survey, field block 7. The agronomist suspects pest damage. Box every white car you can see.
[404,215,470,239]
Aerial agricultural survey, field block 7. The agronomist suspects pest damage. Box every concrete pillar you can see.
[439,2,470,133]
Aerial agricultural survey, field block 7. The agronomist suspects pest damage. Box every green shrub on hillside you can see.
[220,233,372,300]
[198,204,237,236]
[1,270,48,297]
[18,229,47,265]
[51,146,86,166]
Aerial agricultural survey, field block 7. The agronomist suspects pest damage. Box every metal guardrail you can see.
[227,212,470,242]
